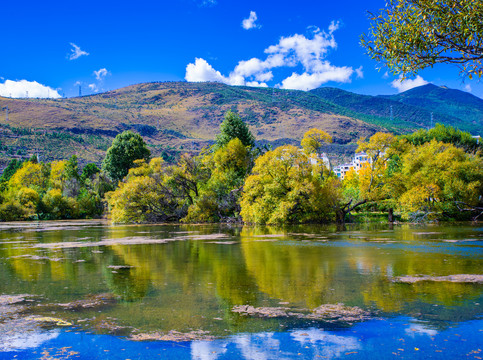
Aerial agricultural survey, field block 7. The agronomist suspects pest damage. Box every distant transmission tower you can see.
[5,106,8,122]
[26,91,29,98]
[390,105,393,123]
[79,85,82,97]
[430,112,434,129]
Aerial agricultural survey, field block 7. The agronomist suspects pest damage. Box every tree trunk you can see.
[388,208,394,223]
[336,209,346,224]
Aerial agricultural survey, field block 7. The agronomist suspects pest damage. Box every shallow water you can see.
[0,221,482,359]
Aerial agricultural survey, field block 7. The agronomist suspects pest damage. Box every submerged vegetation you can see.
[0,110,481,224]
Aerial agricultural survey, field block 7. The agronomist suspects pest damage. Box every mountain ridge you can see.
[0,81,480,167]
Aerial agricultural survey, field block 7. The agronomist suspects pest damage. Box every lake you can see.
[0,221,482,359]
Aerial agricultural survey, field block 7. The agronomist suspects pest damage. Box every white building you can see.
[333,152,372,180]
[308,152,331,169]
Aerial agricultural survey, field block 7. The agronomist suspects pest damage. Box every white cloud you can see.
[255,71,273,82]
[88,83,99,92]
[68,43,89,60]
[242,11,260,30]
[246,81,268,87]
[0,79,61,98]
[280,66,353,91]
[185,23,358,90]
[265,27,338,72]
[391,75,428,92]
[382,71,389,79]
[197,0,216,7]
[185,58,230,83]
[355,66,364,79]
[93,68,110,81]
[464,84,472,92]
[328,20,340,34]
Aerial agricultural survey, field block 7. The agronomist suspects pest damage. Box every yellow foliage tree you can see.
[184,138,251,222]
[50,160,67,190]
[240,145,337,224]
[106,158,184,223]
[8,162,45,190]
[396,140,483,220]
[301,128,332,156]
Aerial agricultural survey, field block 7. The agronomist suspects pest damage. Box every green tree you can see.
[184,138,251,222]
[102,131,151,183]
[402,123,481,153]
[81,163,100,182]
[65,155,80,181]
[0,159,23,184]
[215,111,255,150]
[362,0,483,78]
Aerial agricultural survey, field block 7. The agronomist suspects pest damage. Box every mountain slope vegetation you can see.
[0,81,479,167]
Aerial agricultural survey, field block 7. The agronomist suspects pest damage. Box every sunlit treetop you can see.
[361,0,483,79]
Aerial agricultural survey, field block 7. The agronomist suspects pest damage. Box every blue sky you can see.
[0,0,481,98]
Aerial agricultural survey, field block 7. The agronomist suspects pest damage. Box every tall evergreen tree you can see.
[215,111,255,150]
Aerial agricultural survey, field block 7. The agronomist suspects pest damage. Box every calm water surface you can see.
[0,221,481,359]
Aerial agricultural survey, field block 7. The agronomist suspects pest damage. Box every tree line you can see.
[0,111,481,224]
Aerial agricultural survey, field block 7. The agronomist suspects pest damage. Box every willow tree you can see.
[361,0,483,78]
[240,145,338,224]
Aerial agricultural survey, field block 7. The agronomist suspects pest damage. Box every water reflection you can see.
[0,222,481,336]
[5,317,480,359]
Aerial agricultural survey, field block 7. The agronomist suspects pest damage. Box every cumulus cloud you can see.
[68,43,89,60]
[93,68,110,81]
[185,58,230,83]
[0,79,61,98]
[391,75,428,92]
[280,66,354,91]
[464,84,472,92]
[242,11,260,30]
[185,23,357,90]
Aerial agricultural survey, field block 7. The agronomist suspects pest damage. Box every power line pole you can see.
[79,85,82,97]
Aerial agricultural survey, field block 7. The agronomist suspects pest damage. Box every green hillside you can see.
[383,84,483,133]
[0,82,382,166]
[0,81,479,168]
[310,87,474,133]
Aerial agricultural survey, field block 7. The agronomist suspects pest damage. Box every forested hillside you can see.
[0,81,479,168]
